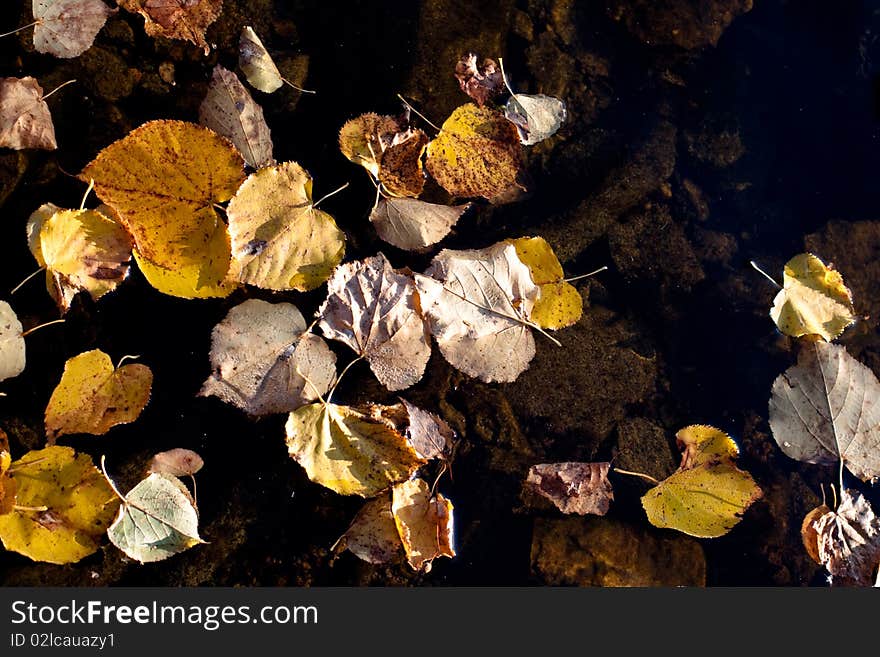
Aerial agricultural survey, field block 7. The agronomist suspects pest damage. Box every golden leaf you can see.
[510,236,582,330]
[391,478,455,571]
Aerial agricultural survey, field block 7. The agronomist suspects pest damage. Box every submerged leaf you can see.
[0,76,57,150]
[510,236,582,330]
[524,462,613,516]
[117,0,221,54]
[454,52,503,107]
[811,489,880,586]
[370,198,470,251]
[0,301,26,383]
[148,448,204,477]
[392,478,455,571]
[33,0,117,59]
[500,65,566,146]
[337,494,403,565]
[239,26,283,93]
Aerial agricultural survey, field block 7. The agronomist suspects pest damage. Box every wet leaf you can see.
[239,26,283,93]
[801,503,830,565]
[199,65,274,169]
[0,446,119,564]
[0,301,26,383]
[400,399,454,461]
[318,254,431,391]
[80,120,245,278]
[107,472,203,563]
[769,341,880,482]
[454,52,503,107]
[369,198,470,251]
[148,448,204,477]
[225,161,345,291]
[770,253,855,341]
[0,429,17,515]
[45,349,152,441]
[336,494,402,565]
[500,64,566,146]
[392,478,455,571]
[810,489,880,586]
[33,0,117,59]
[641,425,763,538]
[414,241,540,383]
[117,0,221,54]
[524,462,613,515]
[425,103,527,204]
[0,76,57,150]
[285,402,426,497]
[510,236,582,330]
[200,299,336,416]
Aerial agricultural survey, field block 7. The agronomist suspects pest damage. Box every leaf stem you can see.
[564,266,608,283]
[396,94,441,132]
[20,318,65,338]
[613,467,660,486]
[99,455,127,502]
[116,354,141,369]
[281,77,316,94]
[750,260,782,289]
[313,182,349,209]
[12,504,48,512]
[0,21,40,39]
[80,178,95,211]
[328,356,364,403]
[10,267,46,295]
[40,79,76,101]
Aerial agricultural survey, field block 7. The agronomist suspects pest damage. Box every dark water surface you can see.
[1,0,880,586]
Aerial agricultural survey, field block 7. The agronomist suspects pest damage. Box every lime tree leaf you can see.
[239,26,283,93]
[0,446,119,564]
[809,489,880,586]
[769,341,880,482]
[369,198,470,251]
[336,494,403,565]
[117,0,221,55]
[148,449,204,477]
[510,236,582,330]
[391,478,455,571]
[0,76,57,150]
[33,0,117,59]
[524,462,613,515]
[0,301,26,383]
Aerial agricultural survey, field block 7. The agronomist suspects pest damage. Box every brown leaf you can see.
[148,448,204,477]
[392,478,455,571]
[524,462,613,516]
[377,129,428,198]
[454,52,503,107]
[400,399,454,461]
[0,77,57,150]
[336,494,403,565]
[117,0,221,55]
[812,489,880,586]
[33,0,117,59]
[369,198,470,252]
[801,504,830,565]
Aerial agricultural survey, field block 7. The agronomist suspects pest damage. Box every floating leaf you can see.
[45,349,152,441]
[769,341,880,482]
[336,494,402,565]
[500,61,566,146]
[318,254,431,391]
[0,429,17,515]
[414,241,540,383]
[425,103,527,204]
[0,76,57,150]
[400,399,454,461]
[770,253,855,341]
[810,489,880,586]
[80,120,245,277]
[454,52,503,107]
[107,471,203,563]
[148,448,204,477]
[225,161,345,291]
[391,478,455,571]
[0,446,119,564]
[510,236,582,330]
[801,504,830,565]
[370,198,470,251]
[200,299,335,416]
[199,65,274,169]
[33,0,117,59]
[641,425,763,538]
[0,301,26,383]
[285,402,426,497]
[239,26,283,93]
[117,0,221,54]
[524,462,613,516]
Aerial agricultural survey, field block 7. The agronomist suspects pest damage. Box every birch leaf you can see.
[199,65,274,169]
[370,198,470,251]
[117,0,221,55]
[769,341,880,482]
[285,402,426,497]
[239,26,282,93]
[0,429,17,515]
[0,77,57,150]
[392,478,455,571]
[337,494,402,565]
[400,399,454,461]
[510,236,582,330]
[318,254,431,391]
[504,93,566,146]
[524,462,613,515]
[0,301,26,383]
[200,299,335,416]
[454,53,503,107]
[45,349,152,441]
[770,253,855,341]
[225,161,345,291]
[33,0,117,59]
[811,489,880,586]
[0,446,119,564]
[414,241,540,383]
[148,448,204,477]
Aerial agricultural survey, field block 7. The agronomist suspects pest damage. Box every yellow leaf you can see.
[510,236,583,330]
[285,402,426,497]
[80,120,245,275]
[0,446,120,564]
[226,162,345,291]
[770,253,855,341]
[392,478,455,571]
[45,349,153,441]
[641,425,763,538]
[0,428,16,515]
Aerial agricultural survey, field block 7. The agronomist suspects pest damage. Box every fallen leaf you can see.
[107,471,203,563]
[500,62,566,146]
[391,478,455,571]
[80,119,245,278]
[424,103,527,204]
[811,489,880,586]
[318,254,431,391]
[770,253,855,341]
[239,25,283,93]
[200,298,336,416]
[510,236,582,330]
[336,494,402,565]
[400,399,454,461]
[369,198,470,251]
[117,0,221,54]
[0,429,17,515]
[524,462,613,516]
[801,503,830,565]
[454,52,503,107]
[0,446,119,564]
[769,341,880,482]
[45,349,153,441]
[0,76,57,150]
[225,161,345,291]
[33,0,117,59]
[641,425,763,538]
[285,402,426,497]
[414,241,541,383]
[0,301,26,383]
[199,65,274,169]
[148,448,204,477]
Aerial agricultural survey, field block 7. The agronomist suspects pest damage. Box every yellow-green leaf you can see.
[510,236,583,330]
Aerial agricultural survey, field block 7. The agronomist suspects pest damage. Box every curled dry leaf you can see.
[225,161,346,291]
[199,65,274,169]
[318,254,431,391]
[0,77,57,150]
[500,63,566,146]
[117,0,221,54]
[0,429,17,515]
[454,52,503,107]
[392,478,455,571]
[524,462,613,516]
[0,301,26,383]
[770,253,855,341]
[810,489,880,586]
[239,26,283,93]
[200,299,335,416]
[45,349,152,441]
[370,198,471,252]
[769,341,880,482]
[414,241,540,383]
[801,504,830,565]
[509,236,582,330]
[285,402,426,497]
[400,399,454,461]
[641,425,763,538]
[336,494,403,565]
[33,0,117,59]
[0,446,119,564]
[148,448,204,477]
